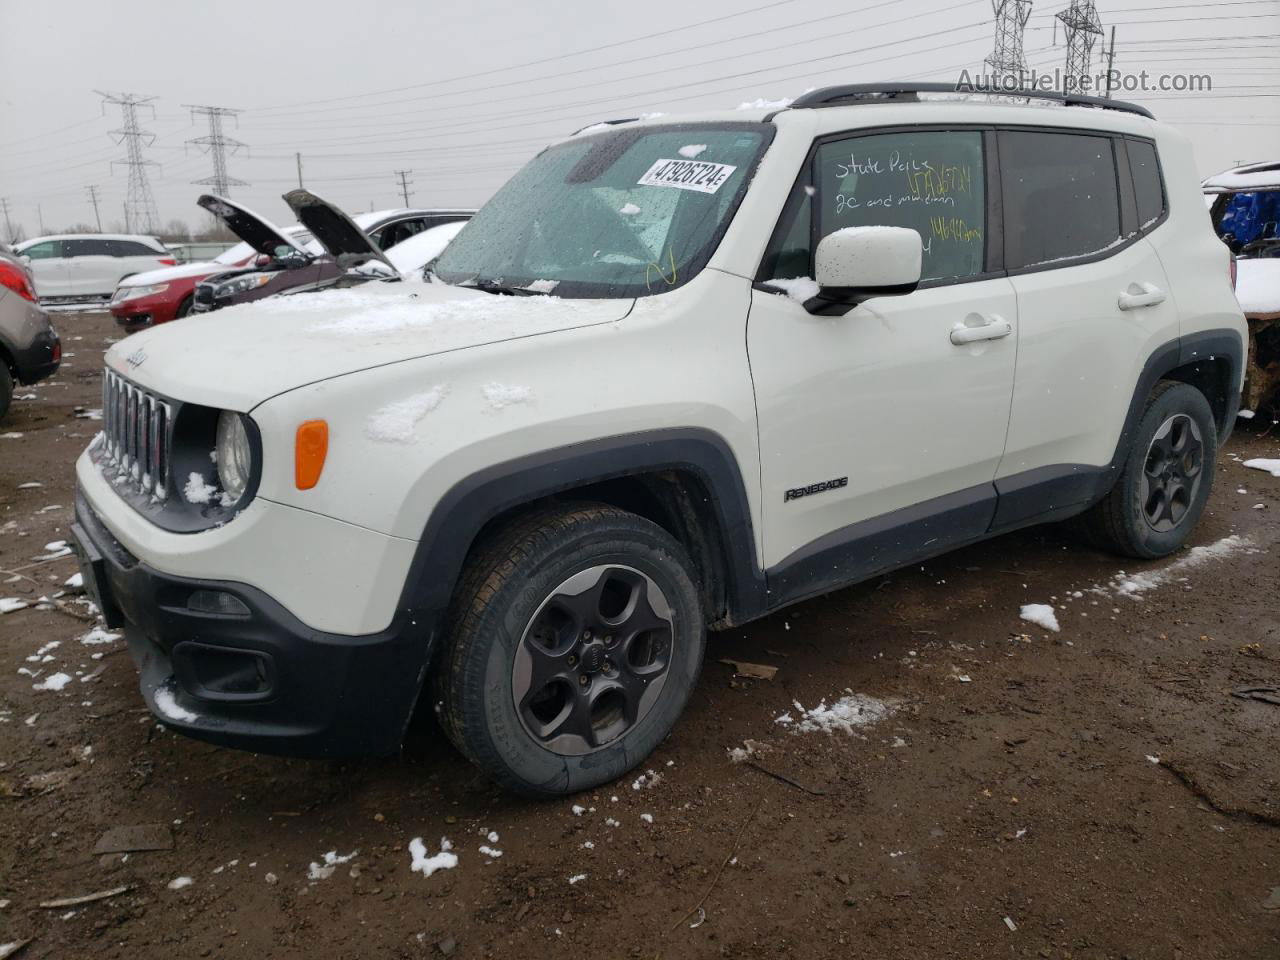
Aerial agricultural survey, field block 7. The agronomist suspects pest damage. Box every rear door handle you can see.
[950,315,1013,346]
[1117,282,1167,311]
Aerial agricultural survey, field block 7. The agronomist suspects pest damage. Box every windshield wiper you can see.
[461,277,543,297]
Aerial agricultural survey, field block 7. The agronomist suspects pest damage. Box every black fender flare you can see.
[395,428,767,632]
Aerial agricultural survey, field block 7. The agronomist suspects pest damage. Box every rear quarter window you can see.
[1126,138,1166,229]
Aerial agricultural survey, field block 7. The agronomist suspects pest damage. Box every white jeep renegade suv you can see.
[72,84,1247,796]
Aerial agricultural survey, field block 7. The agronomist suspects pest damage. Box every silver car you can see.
[0,249,61,419]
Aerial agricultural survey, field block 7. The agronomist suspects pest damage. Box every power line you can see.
[97,90,161,235]
[184,104,249,198]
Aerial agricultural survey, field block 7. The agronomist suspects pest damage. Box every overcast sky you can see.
[1,0,1276,237]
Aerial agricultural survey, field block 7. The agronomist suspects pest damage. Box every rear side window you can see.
[63,239,112,257]
[1126,138,1166,228]
[1000,131,1121,269]
[106,239,162,256]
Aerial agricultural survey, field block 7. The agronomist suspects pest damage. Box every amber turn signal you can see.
[295,420,329,490]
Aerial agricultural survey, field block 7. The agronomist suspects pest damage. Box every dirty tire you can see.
[434,503,704,797]
[1077,380,1217,559]
[176,295,194,319]
[0,363,11,421]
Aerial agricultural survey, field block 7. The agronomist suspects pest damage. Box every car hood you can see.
[119,260,237,286]
[284,188,394,270]
[197,194,309,257]
[1235,259,1280,317]
[105,280,634,409]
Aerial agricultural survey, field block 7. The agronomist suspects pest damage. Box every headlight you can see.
[213,273,272,299]
[112,283,168,305]
[215,411,253,501]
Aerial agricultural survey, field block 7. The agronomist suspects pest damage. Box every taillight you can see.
[1229,257,1238,291]
[158,258,177,266]
[52,338,62,363]
[0,260,37,302]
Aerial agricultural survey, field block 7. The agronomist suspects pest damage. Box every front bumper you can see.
[71,490,437,758]
[110,291,182,329]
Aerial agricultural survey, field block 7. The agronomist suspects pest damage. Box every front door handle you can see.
[950,315,1013,346]
[1117,282,1167,311]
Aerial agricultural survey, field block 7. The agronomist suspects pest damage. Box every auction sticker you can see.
[637,158,737,194]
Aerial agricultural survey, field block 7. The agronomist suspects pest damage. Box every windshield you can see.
[434,123,771,298]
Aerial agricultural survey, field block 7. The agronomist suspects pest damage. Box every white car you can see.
[16,233,174,303]
[72,84,1246,797]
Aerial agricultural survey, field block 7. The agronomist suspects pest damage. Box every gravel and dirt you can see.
[2,311,1278,959]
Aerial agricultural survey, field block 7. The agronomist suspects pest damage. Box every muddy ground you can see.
[1,311,1278,960]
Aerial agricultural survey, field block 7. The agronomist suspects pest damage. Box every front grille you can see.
[101,370,172,501]
[194,284,214,306]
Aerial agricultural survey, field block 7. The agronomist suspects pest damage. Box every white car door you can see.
[747,128,1016,601]
[63,238,121,297]
[18,240,69,297]
[992,129,1180,528]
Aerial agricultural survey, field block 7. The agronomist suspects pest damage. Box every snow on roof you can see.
[1203,168,1280,193]
[1235,259,1280,316]
[18,233,163,246]
[353,208,478,229]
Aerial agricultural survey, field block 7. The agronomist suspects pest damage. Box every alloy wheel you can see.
[511,564,675,756]
[1140,413,1204,532]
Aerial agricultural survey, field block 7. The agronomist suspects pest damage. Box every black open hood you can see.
[283,189,394,271]
[197,194,309,258]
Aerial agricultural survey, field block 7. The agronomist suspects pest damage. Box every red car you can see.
[108,226,313,333]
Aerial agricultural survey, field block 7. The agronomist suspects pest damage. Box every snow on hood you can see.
[117,260,233,286]
[386,221,467,275]
[1235,258,1280,316]
[105,280,633,409]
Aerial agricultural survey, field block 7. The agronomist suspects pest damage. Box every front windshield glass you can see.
[434,123,771,298]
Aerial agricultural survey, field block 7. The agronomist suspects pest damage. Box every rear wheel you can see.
[175,295,194,319]
[1076,381,1217,559]
[435,503,704,796]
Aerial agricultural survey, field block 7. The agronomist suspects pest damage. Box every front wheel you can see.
[1077,381,1218,559]
[435,503,704,796]
[175,295,194,319]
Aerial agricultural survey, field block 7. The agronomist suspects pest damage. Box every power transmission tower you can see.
[184,104,248,198]
[97,90,161,234]
[1056,0,1104,92]
[984,0,1034,86]
[0,198,13,242]
[394,169,414,206]
[86,185,103,232]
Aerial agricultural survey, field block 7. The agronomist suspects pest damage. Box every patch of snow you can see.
[486,830,499,843]
[640,813,654,824]
[183,472,219,505]
[1107,535,1254,597]
[1146,754,1161,764]
[568,873,588,885]
[678,144,708,159]
[1020,603,1060,633]
[33,672,72,692]
[65,572,83,590]
[482,382,531,410]
[167,876,193,890]
[581,840,595,849]
[737,96,794,110]
[409,837,457,878]
[631,770,661,791]
[1234,257,1280,314]
[384,220,468,275]
[478,844,503,859]
[0,598,29,615]
[776,693,897,734]
[308,849,357,881]
[619,203,641,216]
[153,685,199,723]
[523,279,559,293]
[17,482,42,489]
[1243,458,1280,478]
[571,804,586,816]
[80,626,121,645]
[763,276,820,303]
[1237,409,1255,420]
[604,817,620,828]
[366,386,448,444]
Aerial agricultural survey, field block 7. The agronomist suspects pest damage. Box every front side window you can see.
[434,124,771,298]
[761,129,987,284]
[21,241,61,260]
[1001,131,1121,269]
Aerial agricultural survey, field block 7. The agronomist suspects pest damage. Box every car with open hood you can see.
[191,194,472,312]
[1204,160,1280,410]
[109,225,316,334]
[72,84,1246,797]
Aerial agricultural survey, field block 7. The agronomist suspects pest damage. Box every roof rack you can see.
[570,117,641,135]
[786,82,1154,120]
